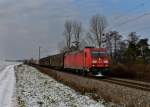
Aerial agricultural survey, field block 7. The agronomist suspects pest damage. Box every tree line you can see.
[58,14,150,64]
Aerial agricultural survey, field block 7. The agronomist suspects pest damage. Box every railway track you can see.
[101,77,150,92]
[31,64,150,92]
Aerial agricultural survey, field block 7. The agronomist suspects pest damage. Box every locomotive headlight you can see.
[104,60,108,64]
[92,60,97,64]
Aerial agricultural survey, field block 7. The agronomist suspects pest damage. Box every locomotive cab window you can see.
[91,51,107,58]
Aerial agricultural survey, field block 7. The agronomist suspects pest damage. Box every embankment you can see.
[33,65,150,107]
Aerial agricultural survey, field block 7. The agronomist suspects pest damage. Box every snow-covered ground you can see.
[0,61,20,107]
[16,65,108,107]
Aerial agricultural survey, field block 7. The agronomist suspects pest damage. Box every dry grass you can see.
[110,63,150,82]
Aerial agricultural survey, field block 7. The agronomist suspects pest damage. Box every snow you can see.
[16,65,107,107]
[0,61,20,107]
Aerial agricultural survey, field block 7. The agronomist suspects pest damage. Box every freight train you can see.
[39,47,110,76]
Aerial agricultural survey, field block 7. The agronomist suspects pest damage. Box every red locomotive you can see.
[39,47,110,76]
[64,47,110,76]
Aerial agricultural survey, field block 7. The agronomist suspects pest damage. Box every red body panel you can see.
[64,47,110,72]
[64,51,84,69]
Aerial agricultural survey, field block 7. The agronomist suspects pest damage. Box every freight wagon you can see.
[39,56,50,66]
[49,54,64,68]
[40,54,64,69]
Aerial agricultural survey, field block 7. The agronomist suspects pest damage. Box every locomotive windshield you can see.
[91,51,107,58]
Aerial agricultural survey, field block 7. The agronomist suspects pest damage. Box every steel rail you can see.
[99,78,150,92]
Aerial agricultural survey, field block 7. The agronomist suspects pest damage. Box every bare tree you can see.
[105,32,113,56]
[64,20,72,51]
[128,32,139,44]
[85,32,96,47]
[90,14,108,48]
[110,31,122,59]
[114,32,122,57]
[72,21,82,49]
[58,40,68,53]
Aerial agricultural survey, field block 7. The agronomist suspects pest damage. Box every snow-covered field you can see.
[0,61,20,107]
[16,65,107,107]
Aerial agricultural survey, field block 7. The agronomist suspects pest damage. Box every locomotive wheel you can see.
[82,70,87,77]
[78,70,82,75]
[76,69,79,74]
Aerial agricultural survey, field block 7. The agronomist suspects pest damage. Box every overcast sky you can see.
[1,0,150,60]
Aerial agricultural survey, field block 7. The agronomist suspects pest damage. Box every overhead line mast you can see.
[39,46,41,62]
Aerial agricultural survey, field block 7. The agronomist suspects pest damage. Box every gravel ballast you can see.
[15,65,106,107]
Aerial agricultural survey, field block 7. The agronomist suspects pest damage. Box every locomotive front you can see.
[85,48,110,76]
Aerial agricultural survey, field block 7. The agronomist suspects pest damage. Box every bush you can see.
[110,63,150,82]
[110,63,135,78]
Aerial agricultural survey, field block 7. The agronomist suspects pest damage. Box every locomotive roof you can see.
[90,48,107,51]
[65,48,107,55]
[65,50,83,55]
